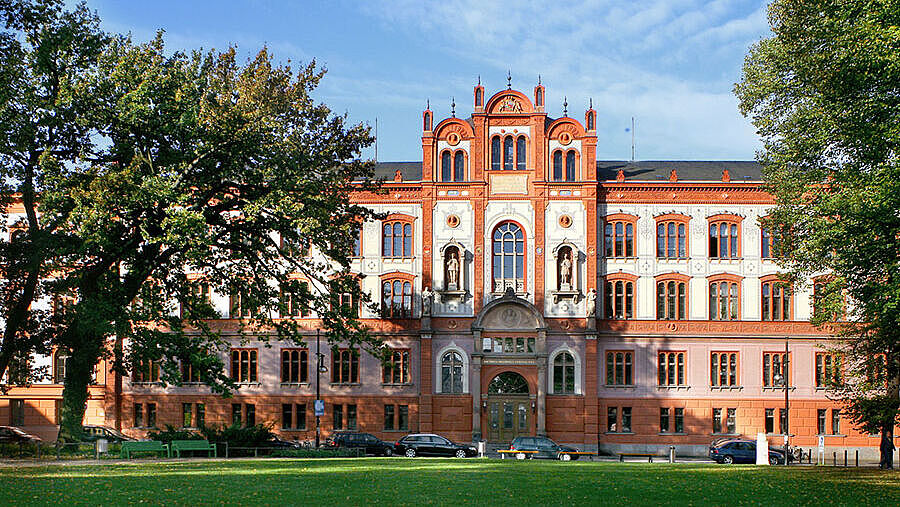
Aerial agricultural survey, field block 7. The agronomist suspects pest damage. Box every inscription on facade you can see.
[490,174,528,195]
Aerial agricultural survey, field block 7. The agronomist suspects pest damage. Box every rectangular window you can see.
[181,281,212,318]
[230,349,258,383]
[398,405,409,431]
[605,280,634,319]
[656,221,687,259]
[709,222,739,259]
[779,408,787,435]
[659,408,670,433]
[383,349,410,384]
[132,359,160,383]
[765,408,774,434]
[347,404,357,430]
[815,353,841,388]
[831,409,840,435]
[710,352,739,387]
[726,408,736,434]
[656,280,686,320]
[622,407,632,433]
[281,349,309,384]
[232,403,242,426]
[762,352,789,387]
[817,409,826,435]
[280,282,310,318]
[147,403,157,428]
[180,361,200,383]
[282,404,293,430]
[761,281,792,321]
[295,404,307,430]
[246,404,256,426]
[10,399,25,426]
[607,407,618,433]
[230,290,256,319]
[196,403,205,427]
[712,408,722,434]
[657,351,686,386]
[133,403,143,428]
[674,408,684,433]
[384,404,395,430]
[332,349,359,384]
[604,221,635,258]
[709,281,740,320]
[606,351,633,386]
[333,404,344,430]
[182,403,193,428]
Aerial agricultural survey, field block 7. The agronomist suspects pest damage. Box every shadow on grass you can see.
[1,459,898,506]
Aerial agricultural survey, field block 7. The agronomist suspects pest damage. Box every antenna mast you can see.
[375,117,378,163]
[631,117,635,162]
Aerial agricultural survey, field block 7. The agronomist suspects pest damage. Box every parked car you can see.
[0,426,42,444]
[81,425,136,443]
[394,433,477,458]
[509,436,579,460]
[709,439,785,465]
[267,436,303,449]
[326,432,394,456]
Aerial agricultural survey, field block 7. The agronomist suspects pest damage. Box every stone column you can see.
[471,356,482,441]
[537,359,547,436]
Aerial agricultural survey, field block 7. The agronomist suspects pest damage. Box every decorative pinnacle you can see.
[477,75,481,86]
[589,97,593,109]
[538,74,542,86]
[563,96,568,116]
[451,97,456,117]
[426,99,430,110]
[507,70,512,89]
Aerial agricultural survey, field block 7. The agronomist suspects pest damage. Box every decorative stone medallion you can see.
[558,214,573,228]
[446,214,460,228]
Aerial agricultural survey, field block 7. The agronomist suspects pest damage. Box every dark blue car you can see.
[709,439,785,465]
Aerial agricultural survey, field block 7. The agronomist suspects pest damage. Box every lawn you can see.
[1,458,898,506]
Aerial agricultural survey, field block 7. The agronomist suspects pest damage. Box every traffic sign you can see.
[314,399,324,416]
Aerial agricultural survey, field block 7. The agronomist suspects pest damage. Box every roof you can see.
[372,160,763,183]
[596,160,763,182]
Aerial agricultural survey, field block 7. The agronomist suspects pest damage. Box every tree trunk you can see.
[57,340,101,442]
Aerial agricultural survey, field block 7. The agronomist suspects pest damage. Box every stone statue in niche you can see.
[422,286,434,316]
[446,251,460,290]
[559,250,573,290]
[586,288,597,316]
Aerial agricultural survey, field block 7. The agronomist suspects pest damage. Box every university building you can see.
[1,83,888,457]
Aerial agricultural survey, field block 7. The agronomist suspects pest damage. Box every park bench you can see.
[618,452,656,463]
[171,440,217,458]
[497,449,538,460]
[120,440,170,459]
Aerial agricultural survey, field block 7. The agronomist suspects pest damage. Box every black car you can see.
[394,433,477,458]
[326,432,394,456]
[81,425,136,443]
[709,439,785,465]
[509,436,579,460]
[0,426,42,444]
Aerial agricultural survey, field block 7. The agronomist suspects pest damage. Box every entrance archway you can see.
[487,372,530,442]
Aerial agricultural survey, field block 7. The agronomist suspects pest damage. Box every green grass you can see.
[1,458,898,506]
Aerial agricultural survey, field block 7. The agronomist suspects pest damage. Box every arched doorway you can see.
[487,372,530,442]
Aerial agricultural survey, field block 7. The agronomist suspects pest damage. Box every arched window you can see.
[491,136,501,170]
[453,151,465,181]
[709,277,740,320]
[761,278,792,321]
[553,352,575,394]
[441,351,464,393]
[656,215,689,259]
[656,275,688,320]
[475,88,483,107]
[492,222,525,293]
[516,136,526,170]
[441,151,452,182]
[503,136,514,170]
[536,88,543,106]
[587,111,595,130]
[382,220,413,258]
[552,151,563,181]
[708,216,742,259]
[381,278,412,318]
[488,372,529,394]
[565,150,575,181]
[605,275,636,319]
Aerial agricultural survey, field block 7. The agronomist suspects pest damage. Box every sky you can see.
[72,0,772,162]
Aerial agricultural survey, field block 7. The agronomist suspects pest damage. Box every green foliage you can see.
[735,0,900,451]
[146,425,204,444]
[199,423,275,446]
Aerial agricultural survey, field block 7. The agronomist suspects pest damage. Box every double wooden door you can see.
[487,396,530,442]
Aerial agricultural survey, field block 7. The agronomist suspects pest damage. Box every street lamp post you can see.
[783,338,790,465]
[315,329,326,449]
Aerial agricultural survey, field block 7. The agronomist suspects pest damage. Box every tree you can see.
[46,32,379,440]
[735,0,900,467]
[0,0,107,386]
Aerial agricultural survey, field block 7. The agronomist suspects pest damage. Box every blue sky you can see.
[74,0,771,162]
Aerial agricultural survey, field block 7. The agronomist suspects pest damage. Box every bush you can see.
[147,425,204,444]
[199,423,275,446]
[270,448,362,458]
